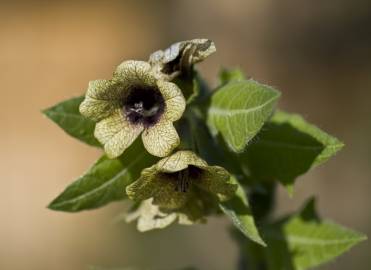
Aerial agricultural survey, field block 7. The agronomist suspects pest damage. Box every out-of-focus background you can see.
[1,0,370,269]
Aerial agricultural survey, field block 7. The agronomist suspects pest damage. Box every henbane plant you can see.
[43,38,366,270]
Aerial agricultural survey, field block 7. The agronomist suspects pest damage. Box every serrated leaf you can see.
[240,110,344,192]
[207,80,281,152]
[220,177,266,246]
[49,141,156,212]
[262,198,367,270]
[43,96,100,147]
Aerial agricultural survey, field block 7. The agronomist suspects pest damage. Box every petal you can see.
[141,119,180,157]
[151,174,190,209]
[125,199,177,232]
[94,109,143,158]
[149,42,182,66]
[149,39,216,77]
[113,60,157,87]
[156,150,207,173]
[126,166,189,210]
[126,198,205,231]
[126,165,159,201]
[157,80,186,121]
[185,39,216,65]
[80,79,124,121]
[177,195,207,225]
[194,166,237,200]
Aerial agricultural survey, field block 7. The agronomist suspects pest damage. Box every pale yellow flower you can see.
[80,60,186,158]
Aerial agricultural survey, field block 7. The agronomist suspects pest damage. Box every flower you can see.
[79,60,186,158]
[126,150,237,210]
[149,39,216,80]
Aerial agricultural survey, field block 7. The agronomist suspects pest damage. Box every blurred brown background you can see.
[1,0,370,269]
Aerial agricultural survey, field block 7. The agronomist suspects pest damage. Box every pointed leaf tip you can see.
[43,96,101,147]
[48,141,156,212]
[220,177,266,246]
[261,199,367,270]
[208,79,281,153]
[239,110,344,195]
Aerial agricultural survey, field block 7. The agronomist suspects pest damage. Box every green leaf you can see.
[220,177,266,246]
[219,68,245,85]
[272,111,344,166]
[43,96,100,147]
[207,80,281,152]
[240,110,344,192]
[48,140,156,212]
[262,198,367,270]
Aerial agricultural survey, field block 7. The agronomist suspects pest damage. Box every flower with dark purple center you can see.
[79,60,186,158]
[126,151,237,210]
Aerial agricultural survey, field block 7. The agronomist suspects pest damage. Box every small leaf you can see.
[219,68,245,85]
[43,96,100,147]
[262,198,367,270]
[49,141,156,212]
[240,110,344,192]
[207,80,281,152]
[220,177,266,246]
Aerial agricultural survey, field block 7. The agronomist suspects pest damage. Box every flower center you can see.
[124,85,165,127]
[176,169,190,193]
[164,166,203,193]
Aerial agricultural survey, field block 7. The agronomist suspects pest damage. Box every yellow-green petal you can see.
[194,166,237,201]
[156,150,207,173]
[141,119,180,157]
[181,39,216,66]
[113,60,157,87]
[94,109,143,158]
[79,79,124,121]
[177,196,207,225]
[126,165,159,201]
[151,173,190,209]
[157,80,186,121]
[149,39,216,79]
[126,166,189,209]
